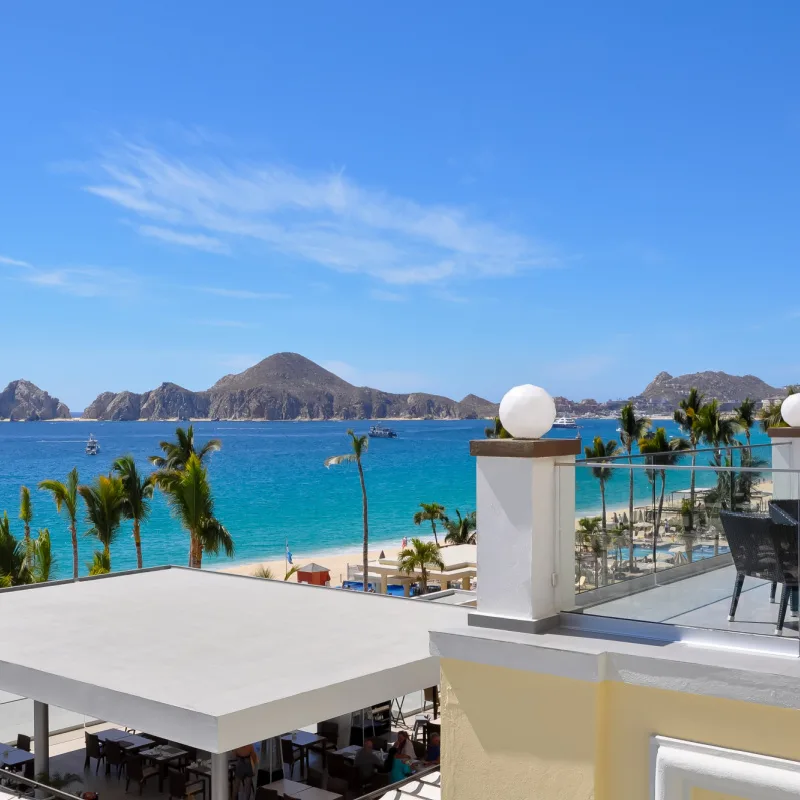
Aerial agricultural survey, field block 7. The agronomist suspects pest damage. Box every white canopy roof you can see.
[0,567,466,753]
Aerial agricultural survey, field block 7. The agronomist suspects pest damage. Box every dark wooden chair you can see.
[412,740,426,760]
[103,740,126,780]
[306,767,324,789]
[168,768,206,800]
[84,731,105,774]
[280,738,303,781]
[16,735,31,752]
[720,510,799,634]
[325,752,348,780]
[326,776,348,798]
[256,768,283,788]
[310,721,338,763]
[368,772,390,791]
[125,754,159,795]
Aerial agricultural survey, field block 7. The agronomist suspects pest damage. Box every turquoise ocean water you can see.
[0,419,772,578]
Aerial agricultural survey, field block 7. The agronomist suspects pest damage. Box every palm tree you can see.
[150,425,221,470]
[735,397,757,452]
[30,529,54,583]
[19,486,33,543]
[155,454,234,568]
[674,388,705,533]
[576,517,602,588]
[484,417,511,439]
[584,437,620,534]
[444,510,477,545]
[88,550,111,576]
[694,399,740,517]
[413,503,448,548]
[325,430,370,591]
[113,455,154,570]
[78,475,126,573]
[398,537,445,595]
[252,564,301,581]
[759,386,799,432]
[638,428,690,563]
[618,402,650,571]
[39,468,80,580]
[0,511,29,587]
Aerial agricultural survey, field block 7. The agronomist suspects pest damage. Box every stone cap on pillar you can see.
[767,428,800,438]
[469,438,581,458]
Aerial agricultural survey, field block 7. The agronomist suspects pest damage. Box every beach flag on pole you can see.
[286,542,293,565]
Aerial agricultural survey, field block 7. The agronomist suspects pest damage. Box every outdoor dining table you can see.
[292,787,343,800]
[96,729,131,743]
[0,747,34,769]
[332,745,361,761]
[281,732,325,779]
[139,744,189,790]
[118,734,155,751]
[264,778,312,797]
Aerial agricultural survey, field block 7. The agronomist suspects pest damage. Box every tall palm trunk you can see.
[652,470,667,566]
[627,447,635,572]
[688,450,697,531]
[357,458,368,593]
[599,479,608,586]
[70,521,78,580]
[430,521,439,547]
[421,567,428,595]
[133,519,143,570]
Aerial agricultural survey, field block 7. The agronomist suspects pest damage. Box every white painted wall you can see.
[772,437,800,500]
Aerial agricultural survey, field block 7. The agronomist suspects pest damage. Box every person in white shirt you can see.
[394,730,416,761]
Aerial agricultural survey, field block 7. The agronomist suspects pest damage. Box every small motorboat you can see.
[85,434,100,455]
[368,424,398,439]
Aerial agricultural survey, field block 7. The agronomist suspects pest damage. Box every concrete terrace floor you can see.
[580,564,799,638]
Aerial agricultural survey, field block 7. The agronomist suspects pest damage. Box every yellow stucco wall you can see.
[441,658,800,800]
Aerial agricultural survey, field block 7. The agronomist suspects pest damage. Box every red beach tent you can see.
[297,562,331,586]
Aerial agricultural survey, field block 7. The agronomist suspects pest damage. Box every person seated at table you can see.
[384,747,413,783]
[354,739,382,782]
[393,731,415,761]
[424,733,440,765]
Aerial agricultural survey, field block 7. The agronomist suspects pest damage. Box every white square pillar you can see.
[34,700,49,792]
[768,429,800,500]
[468,438,580,632]
[210,751,229,800]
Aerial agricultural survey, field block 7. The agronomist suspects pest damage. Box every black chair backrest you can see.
[307,768,323,789]
[256,769,283,788]
[255,788,280,800]
[16,734,31,752]
[719,511,782,582]
[168,769,186,798]
[85,732,102,759]
[770,499,800,526]
[412,740,426,759]
[318,721,338,745]
[327,777,348,796]
[280,738,299,763]
[104,740,124,765]
[369,772,390,790]
[326,752,347,779]
[126,754,144,782]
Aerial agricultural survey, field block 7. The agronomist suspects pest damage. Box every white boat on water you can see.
[85,434,100,455]
[552,416,578,429]
[368,423,397,439]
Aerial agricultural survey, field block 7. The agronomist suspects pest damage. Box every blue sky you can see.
[2,2,800,410]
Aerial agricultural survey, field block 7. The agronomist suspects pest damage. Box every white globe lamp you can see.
[499,384,556,439]
[781,394,800,427]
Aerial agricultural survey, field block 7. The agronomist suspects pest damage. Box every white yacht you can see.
[85,434,100,455]
[552,416,578,429]
[368,423,398,439]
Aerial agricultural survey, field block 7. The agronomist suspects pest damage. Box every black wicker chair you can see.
[720,510,799,634]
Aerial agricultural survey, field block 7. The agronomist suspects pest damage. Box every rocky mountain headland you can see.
[4,360,794,422]
[0,380,71,421]
[82,353,500,421]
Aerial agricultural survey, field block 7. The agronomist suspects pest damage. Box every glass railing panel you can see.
[562,442,800,651]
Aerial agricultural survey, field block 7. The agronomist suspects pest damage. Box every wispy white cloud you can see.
[83,140,555,285]
[138,225,230,254]
[1,253,134,297]
[24,267,135,297]
[370,289,406,302]
[202,319,259,329]
[0,255,32,267]
[199,286,290,300]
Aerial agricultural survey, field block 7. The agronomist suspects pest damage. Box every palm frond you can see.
[324,453,358,467]
[252,564,275,579]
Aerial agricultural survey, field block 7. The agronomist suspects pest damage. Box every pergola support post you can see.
[211,751,228,800]
[33,700,49,794]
